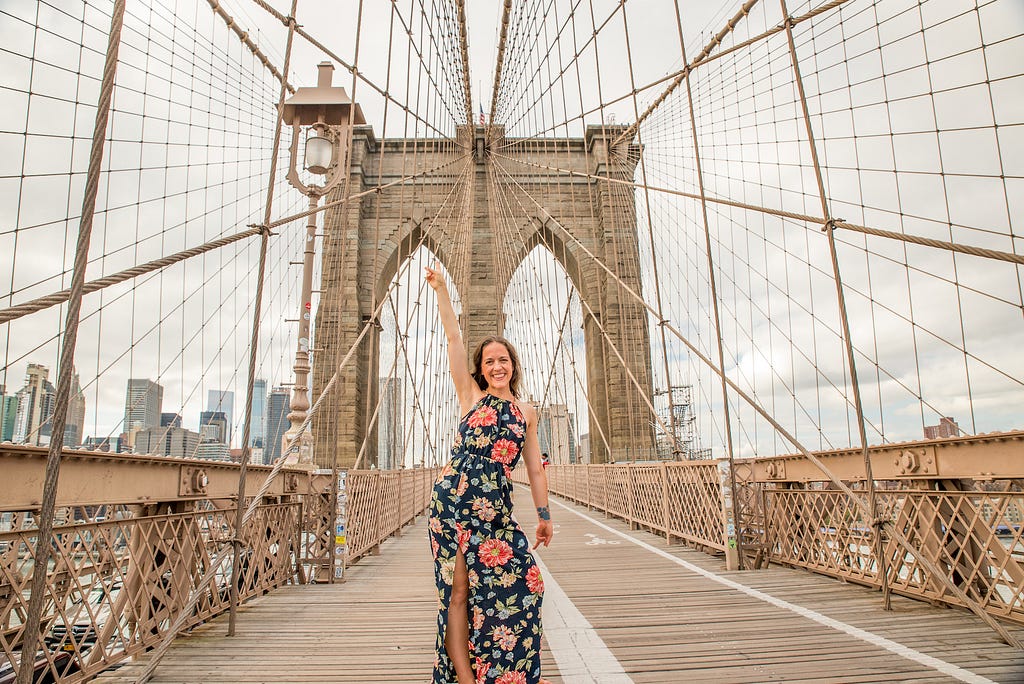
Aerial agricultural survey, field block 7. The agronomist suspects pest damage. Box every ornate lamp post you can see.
[281,61,364,466]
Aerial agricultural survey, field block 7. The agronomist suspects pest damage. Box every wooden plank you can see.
[95,489,1024,683]
[535,489,1024,683]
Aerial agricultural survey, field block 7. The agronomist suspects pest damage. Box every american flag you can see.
[479,104,485,125]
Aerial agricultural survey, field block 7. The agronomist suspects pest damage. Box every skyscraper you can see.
[206,390,234,446]
[64,370,86,448]
[13,364,56,446]
[160,413,182,427]
[925,416,960,439]
[199,410,229,444]
[265,386,291,464]
[378,377,405,470]
[536,402,573,464]
[135,426,201,458]
[124,379,163,448]
[248,379,267,448]
[0,385,17,442]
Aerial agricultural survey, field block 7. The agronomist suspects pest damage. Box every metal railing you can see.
[0,446,435,683]
[344,468,440,562]
[528,431,1024,629]
[538,462,727,552]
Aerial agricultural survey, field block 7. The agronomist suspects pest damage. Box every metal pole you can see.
[671,1,742,570]
[228,0,299,637]
[282,192,320,466]
[777,0,891,607]
[16,2,126,683]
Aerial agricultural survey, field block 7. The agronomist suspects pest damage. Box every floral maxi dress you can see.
[429,393,546,684]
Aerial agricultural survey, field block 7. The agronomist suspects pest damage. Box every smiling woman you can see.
[423,263,553,684]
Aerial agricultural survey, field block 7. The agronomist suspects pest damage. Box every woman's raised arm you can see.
[425,262,481,414]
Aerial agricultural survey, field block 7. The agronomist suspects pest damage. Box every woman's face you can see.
[481,341,514,392]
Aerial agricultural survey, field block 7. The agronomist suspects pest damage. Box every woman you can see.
[425,262,553,684]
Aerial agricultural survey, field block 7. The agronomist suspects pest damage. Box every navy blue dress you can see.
[428,394,547,684]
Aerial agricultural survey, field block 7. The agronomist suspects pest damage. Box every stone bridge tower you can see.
[312,124,654,468]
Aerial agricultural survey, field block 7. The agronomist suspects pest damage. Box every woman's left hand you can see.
[533,519,553,549]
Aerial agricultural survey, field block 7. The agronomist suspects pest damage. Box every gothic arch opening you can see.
[376,245,461,469]
[503,243,593,465]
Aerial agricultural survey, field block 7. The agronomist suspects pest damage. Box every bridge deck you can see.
[98,490,1024,683]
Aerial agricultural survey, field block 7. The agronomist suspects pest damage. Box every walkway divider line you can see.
[533,551,635,684]
[547,497,998,684]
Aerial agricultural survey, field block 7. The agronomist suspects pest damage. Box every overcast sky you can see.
[1,0,1020,459]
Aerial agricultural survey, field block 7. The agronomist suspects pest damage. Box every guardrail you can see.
[529,431,1024,628]
[0,446,436,683]
[344,467,440,562]
[518,461,729,553]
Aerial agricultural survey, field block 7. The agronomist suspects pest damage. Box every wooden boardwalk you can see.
[99,489,1024,683]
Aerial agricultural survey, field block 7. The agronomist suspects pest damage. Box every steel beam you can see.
[0,444,330,510]
[749,431,1024,483]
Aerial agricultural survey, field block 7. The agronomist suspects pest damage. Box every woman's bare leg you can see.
[444,550,475,684]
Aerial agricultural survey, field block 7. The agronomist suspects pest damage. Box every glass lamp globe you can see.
[304,133,333,175]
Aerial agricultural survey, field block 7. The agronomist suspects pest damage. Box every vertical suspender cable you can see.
[228,0,299,636]
[670,1,743,566]
[776,0,890,607]
[16,2,126,683]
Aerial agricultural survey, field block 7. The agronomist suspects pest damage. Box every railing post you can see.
[395,471,404,536]
[718,460,739,570]
[604,465,610,518]
[661,462,671,544]
[622,464,630,528]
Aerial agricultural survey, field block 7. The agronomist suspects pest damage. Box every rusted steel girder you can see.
[750,430,1024,483]
[0,444,333,511]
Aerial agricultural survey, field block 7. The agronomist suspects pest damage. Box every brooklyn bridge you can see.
[1,0,1023,681]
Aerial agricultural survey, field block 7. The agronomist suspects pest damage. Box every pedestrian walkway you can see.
[98,490,1024,683]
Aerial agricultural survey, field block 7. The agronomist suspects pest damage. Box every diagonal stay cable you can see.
[495,157,1023,649]
[492,153,1024,267]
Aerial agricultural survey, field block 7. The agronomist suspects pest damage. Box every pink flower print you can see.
[474,658,490,684]
[472,605,485,630]
[490,438,518,464]
[428,517,442,534]
[526,565,544,593]
[495,671,527,684]
[510,402,524,422]
[478,538,513,567]
[456,523,471,553]
[457,472,469,496]
[467,404,498,428]
[472,497,496,522]
[492,624,518,651]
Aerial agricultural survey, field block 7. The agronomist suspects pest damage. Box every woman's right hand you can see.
[424,261,446,292]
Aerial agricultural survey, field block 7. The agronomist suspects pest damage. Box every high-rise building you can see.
[248,379,267,448]
[160,413,182,428]
[265,386,291,464]
[123,379,163,447]
[0,385,17,442]
[378,377,405,470]
[64,370,86,448]
[196,441,231,462]
[925,416,960,439]
[536,402,573,464]
[206,390,234,446]
[13,364,56,446]
[199,410,229,444]
[134,426,201,458]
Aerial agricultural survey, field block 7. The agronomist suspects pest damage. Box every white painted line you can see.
[549,497,998,684]
[533,551,635,684]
